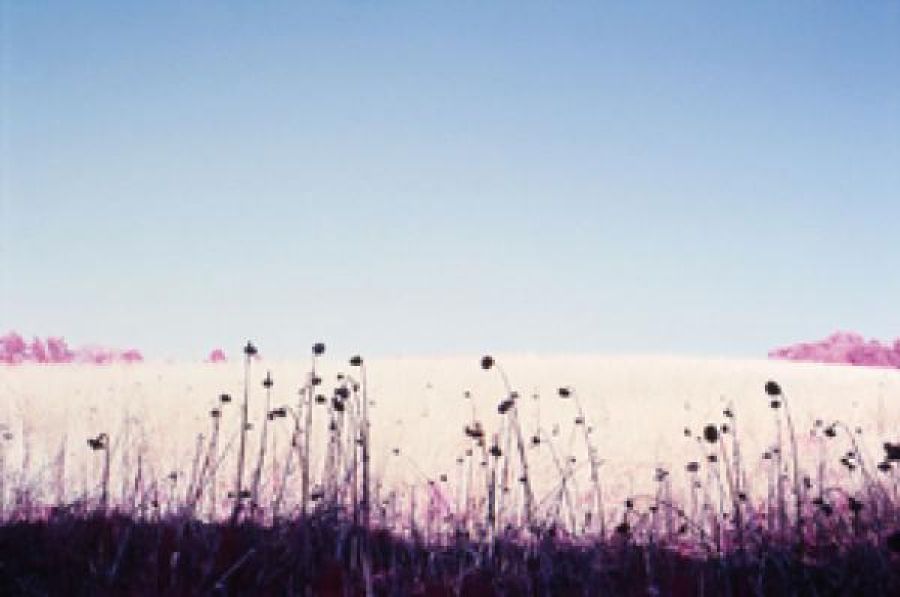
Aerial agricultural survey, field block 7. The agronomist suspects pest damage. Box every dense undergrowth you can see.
[2,511,898,596]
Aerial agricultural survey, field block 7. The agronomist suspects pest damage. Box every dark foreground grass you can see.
[1,510,898,596]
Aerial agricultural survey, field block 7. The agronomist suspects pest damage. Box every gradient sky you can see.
[2,1,899,360]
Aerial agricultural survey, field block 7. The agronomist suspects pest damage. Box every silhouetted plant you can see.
[87,433,110,512]
[231,341,256,524]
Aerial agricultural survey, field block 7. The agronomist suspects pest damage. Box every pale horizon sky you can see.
[2,2,899,360]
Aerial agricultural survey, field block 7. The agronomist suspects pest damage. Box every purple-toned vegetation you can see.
[0,331,144,365]
[770,331,900,369]
[1,342,900,595]
[208,348,228,363]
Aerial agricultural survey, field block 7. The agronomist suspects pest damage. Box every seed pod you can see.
[884,443,900,462]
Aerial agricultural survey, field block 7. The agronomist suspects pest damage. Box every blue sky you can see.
[2,1,899,359]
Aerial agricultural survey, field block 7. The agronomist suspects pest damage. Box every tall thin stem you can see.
[572,390,604,536]
[361,363,370,529]
[231,349,252,524]
[301,355,317,517]
[250,371,273,520]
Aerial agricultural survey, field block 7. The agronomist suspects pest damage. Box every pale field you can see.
[2,355,899,530]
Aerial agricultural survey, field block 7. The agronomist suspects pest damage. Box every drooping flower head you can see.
[703,424,719,444]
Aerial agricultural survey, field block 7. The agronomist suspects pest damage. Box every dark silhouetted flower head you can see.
[312,342,326,356]
[558,387,571,398]
[243,341,258,357]
[703,424,719,444]
[220,393,232,404]
[349,355,363,367]
[765,380,782,396]
[481,355,494,370]
[884,442,900,462]
[87,433,108,451]
[262,371,273,389]
[498,398,514,414]
[464,422,485,439]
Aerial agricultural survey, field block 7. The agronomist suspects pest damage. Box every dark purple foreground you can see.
[1,511,899,596]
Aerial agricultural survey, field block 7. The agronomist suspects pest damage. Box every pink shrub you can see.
[120,349,144,363]
[0,331,143,365]
[46,337,74,363]
[207,348,227,363]
[770,330,900,369]
[30,337,48,363]
[0,332,26,363]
